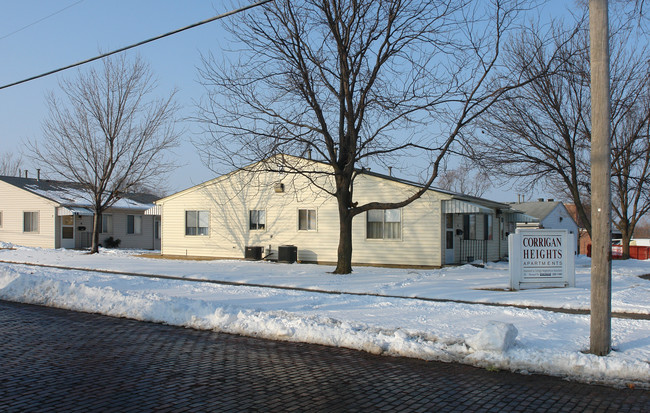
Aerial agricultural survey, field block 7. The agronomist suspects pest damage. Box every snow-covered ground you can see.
[1,242,649,388]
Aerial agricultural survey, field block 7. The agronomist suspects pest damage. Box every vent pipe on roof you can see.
[24,170,28,179]
[37,169,40,181]
[307,148,312,160]
[388,166,392,177]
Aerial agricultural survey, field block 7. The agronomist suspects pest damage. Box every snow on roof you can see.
[0,175,158,211]
[511,201,562,221]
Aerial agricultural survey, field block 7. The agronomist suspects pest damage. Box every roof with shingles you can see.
[510,201,563,221]
[0,175,158,210]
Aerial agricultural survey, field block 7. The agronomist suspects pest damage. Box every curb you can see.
[1,259,648,320]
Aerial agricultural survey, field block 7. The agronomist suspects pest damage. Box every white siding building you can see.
[0,175,160,250]
[155,156,517,267]
[510,200,580,251]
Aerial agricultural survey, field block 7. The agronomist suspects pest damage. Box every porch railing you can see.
[458,239,488,264]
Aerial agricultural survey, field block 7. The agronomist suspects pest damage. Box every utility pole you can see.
[589,0,612,356]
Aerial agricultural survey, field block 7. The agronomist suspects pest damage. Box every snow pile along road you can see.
[1,244,649,388]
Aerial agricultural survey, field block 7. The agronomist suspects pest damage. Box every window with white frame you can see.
[127,215,142,235]
[249,210,265,230]
[101,214,113,233]
[367,209,401,239]
[185,210,209,235]
[298,209,316,231]
[24,211,39,233]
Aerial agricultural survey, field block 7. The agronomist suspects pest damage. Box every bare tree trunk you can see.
[91,212,101,254]
[333,173,354,274]
[334,206,354,274]
[589,0,612,356]
[620,227,631,259]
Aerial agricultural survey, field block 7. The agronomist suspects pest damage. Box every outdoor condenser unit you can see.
[245,246,264,260]
[278,245,297,263]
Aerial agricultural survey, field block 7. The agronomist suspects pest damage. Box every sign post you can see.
[509,229,575,290]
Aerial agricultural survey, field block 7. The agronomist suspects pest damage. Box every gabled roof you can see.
[157,154,511,210]
[358,168,510,209]
[0,175,158,210]
[510,201,563,221]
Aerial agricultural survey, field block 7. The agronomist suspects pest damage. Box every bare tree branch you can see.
[195,0,541,273]
[25,54,181,253]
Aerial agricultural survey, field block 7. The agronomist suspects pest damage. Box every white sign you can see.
[509,229,575,290]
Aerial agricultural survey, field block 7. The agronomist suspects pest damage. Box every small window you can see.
[101,214,113,233]
[463,214,477,240]
[446,214,453,229]
[367,209,401,240]
[127,215,142,235]
[446,230,454,249]
[298,209,317,231]
[186,210,209,235]
[249,210,265,230]
[24,211,39,233]
[485,215,493,240]
[500,217,505,240]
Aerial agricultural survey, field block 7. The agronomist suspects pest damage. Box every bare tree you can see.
[437,159,492,198]
[610,65,650,257]
[469,10,650,258]
[27,55,180,253]
[196,0,544,274]
[469,18,592,232]
[0,152,22,176]
[632,218,650,238]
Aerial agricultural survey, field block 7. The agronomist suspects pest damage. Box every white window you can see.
[298,209,317,231]
[249,210,265,230]
[127,215,142,235]
[101,214,113,233]
[367,209,401,239]
[24,211,39,233]
[186,210,209,235]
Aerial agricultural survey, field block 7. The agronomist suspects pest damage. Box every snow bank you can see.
[1,257,649,389]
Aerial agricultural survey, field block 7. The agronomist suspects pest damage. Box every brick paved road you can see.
[1,300,649,412]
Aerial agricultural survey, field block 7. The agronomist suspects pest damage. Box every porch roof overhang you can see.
[144,205,161,215]
[442,199,494,215]
[57,206,94,216]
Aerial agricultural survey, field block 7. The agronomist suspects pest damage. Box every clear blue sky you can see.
[0,0,575,201]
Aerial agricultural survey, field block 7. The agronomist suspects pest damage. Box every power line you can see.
[0,0,85,41]
[0,0,273,91]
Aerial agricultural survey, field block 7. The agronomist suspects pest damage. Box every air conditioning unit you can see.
[274,182,285,193]
[278,245,297,263]
[244,246,264,260]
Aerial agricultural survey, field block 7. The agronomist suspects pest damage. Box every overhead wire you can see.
[0,0,85,41]
[0,0,273,91]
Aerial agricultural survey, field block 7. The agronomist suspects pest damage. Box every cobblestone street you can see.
[1,299,649,412]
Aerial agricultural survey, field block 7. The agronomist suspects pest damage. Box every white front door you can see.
[61,215,75,249]
[445,214,455,264]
